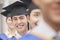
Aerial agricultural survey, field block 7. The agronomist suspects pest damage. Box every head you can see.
[6,17,14,29]
[32,0,60,25]
[27,4,40,28]
[12,14,28,33]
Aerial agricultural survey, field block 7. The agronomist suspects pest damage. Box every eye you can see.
[7,18,11,21]
[34,14,39,16]
[34,12,39,16]
[13,17,17,20]
[9,19,11,21]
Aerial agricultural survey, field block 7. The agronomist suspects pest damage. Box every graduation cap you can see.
[1,10,11,17]
[20,0,32,7]
[1,1,27,17]
[3,1,27,11]
[27,3,39,15]
[10,7,27,17]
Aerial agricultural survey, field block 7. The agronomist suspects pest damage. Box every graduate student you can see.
[3,1,29,40]
[20,0,60,40]
[6,12,16,39]
[27,3,41,29]
[0,11,16,40]
[0,1,28,40]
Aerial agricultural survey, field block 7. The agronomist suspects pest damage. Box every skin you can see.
[6,17,15,35]
[27,9,40,29]
[6,17,14,29]
[32,0,60,31]
[12,15,28,35]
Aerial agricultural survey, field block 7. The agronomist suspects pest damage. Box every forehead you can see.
[31,9,40,12]
[12,15,26,18]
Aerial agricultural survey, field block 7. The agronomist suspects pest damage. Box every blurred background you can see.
[0,0,20,33]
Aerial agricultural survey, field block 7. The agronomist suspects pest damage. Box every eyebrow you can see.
[34,11,40,13]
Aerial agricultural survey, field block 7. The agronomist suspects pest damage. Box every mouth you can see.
[51,4,60,15]
[16,24,24,29]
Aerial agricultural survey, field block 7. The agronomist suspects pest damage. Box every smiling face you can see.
[12,15,28,32]
[33,0,60,24]
[27,9,40,28]
[6,17,14,29]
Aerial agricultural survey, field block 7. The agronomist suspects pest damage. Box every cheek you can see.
[13,21,17,26]
[7,21,11,25]
[40,0,53,9]
[40,0,53,5]
[30,16,38,24]
[22,19,27,24]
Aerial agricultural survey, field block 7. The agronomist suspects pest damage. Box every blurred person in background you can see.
[0,10,16,40]
[27,3,41,29]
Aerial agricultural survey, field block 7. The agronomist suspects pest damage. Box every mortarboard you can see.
[1,1,27,17]
[1,10,11,17]
[3,1,27,11]
[27,3,39,15]
[10,7,27,17]
[20,0,32,7]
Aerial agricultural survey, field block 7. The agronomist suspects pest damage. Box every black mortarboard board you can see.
[20,0,32,7]
[10,7,27,17]
[2,1,27,17]
[3,1,27,11]
[27,3,39,15]
[1,10,11,17]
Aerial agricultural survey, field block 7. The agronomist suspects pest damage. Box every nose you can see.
[17,19,21,24]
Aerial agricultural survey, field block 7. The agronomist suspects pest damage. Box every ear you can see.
[27,15,30,23]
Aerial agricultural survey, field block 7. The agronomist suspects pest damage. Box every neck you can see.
[8,27,15,35]
[43,17,60,32]
[18,28,28,36]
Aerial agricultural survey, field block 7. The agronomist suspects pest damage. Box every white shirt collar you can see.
[15,31,22,39]
[32,18,57,38]
[5,30,16,38]
[5,30,22,39]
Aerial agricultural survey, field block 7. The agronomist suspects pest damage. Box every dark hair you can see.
[27,3,39,15]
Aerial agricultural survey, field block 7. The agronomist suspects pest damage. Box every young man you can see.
[20,0,60,40]
[0,1,29,40]
[11,3,28,39]
[27,3,41,29]
[0,10,16,40]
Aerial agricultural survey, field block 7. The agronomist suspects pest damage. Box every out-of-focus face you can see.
[6,17,14,29]
[33,0,60,24]
[27,9,40,28]
[12,15,28,32]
